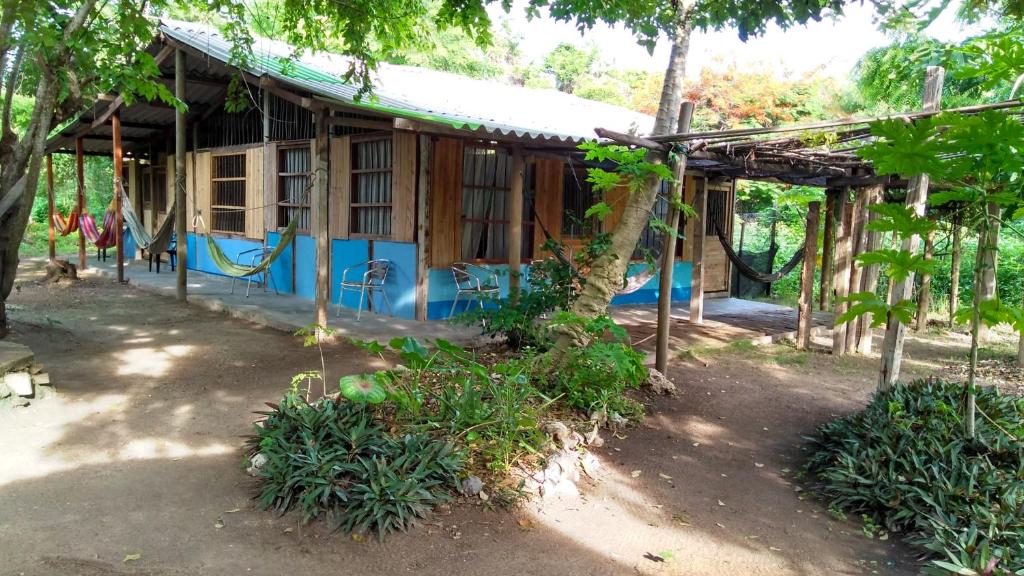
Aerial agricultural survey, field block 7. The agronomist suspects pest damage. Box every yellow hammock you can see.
[205,218,299,278]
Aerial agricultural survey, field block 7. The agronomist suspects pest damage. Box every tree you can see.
[551,0,859,350]
[543,42,598,93]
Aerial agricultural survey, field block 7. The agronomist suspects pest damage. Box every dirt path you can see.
[2,259,965,575]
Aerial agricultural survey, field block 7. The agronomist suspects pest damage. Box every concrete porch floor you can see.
[81,255,476,345]
[77,256,828,351]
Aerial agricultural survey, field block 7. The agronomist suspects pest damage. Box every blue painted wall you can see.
[186,233,264,281]
[292,234,317,300]
[266,230,295,294]
[329,239,417,320]
[425,260,694,320]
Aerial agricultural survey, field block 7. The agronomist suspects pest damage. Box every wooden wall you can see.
[532,158,563,256]
[245,146,264,240]
[429,137,463,266]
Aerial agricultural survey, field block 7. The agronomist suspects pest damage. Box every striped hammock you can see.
[121,190,176,254]
[205,218,299,278]
[80,208,118,249]
[52,209,80,236]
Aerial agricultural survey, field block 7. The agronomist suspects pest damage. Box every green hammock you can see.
[206,218,299,278]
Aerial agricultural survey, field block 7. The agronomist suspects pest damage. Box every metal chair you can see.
[230,245,278,297]
[450,262,500,318]
[338,259,392,321]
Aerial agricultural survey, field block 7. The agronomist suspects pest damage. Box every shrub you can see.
[357,337,550,471]
[805,380,1024,575]
[250,393,464,538]
[541,313,648,420]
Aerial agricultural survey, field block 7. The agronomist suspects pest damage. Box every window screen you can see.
[211,153,246,234]
[351,137,393,237]
[462,146,511,261]
[277,146,312,232]
[562,168,595,237]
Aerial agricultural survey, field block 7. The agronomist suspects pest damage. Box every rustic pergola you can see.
[598,71,1024,386]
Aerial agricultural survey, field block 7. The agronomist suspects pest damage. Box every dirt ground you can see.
[3,258,1007,576]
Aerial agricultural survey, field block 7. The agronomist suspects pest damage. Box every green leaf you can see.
[339,374,387,404]
[584,201,613,221]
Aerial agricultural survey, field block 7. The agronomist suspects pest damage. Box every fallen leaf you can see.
[717,500,725,507]
[631,470,642,478]
[672,513,691,526]
[716,522,726,528]
[770,546,783,551]
[283,527,294,534]
[225,508,241,513]
[754,462,765,468]
[658,473,673,480]
[351,533,365,543]
[123,554,141,563]
[517,518,534,530]
[214,518,224,529]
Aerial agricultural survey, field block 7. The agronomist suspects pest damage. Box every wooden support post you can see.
[856,184,884,354]
[76,137,86,270]
[508,148,525,295]
[915,226,936,332]
[949,217,962,327]
[879,66,944,390]
[113,112,125,283]
[797,201,821,350]
[979,201,1001,343]
[689,177,708,324]
[46,154,56,261]
[656,102,694,374]
[832,190,852,356]
[415,134,432,321]
[314,112,330,330]
[819,189,838,310]
[174,49,188,301]
[845,186,869,352]
[262,87,273,240]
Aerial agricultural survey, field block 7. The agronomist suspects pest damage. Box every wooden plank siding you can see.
[245,146,264,240]
[429,137,463,267]
[392,131,417,242]
[532,157,563,257]
[328,136,351,239]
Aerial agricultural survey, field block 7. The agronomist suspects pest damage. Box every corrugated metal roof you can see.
[160,19,654,144]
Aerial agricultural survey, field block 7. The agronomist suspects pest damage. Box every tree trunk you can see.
[978,202,1000,343]
[553,10,693,350]
[914,227,936,332]
[949,218,961,328]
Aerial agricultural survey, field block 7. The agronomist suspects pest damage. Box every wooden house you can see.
[49,20,735,321]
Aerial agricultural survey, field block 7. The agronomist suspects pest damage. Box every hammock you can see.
[80,208,118,249]
[205,218,299,278]
[121,190,176,254]
[52,209,80,236]
[714,223,804,284]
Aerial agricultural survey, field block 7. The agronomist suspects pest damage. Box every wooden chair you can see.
[338,259,392,321]
[450,262,499,318]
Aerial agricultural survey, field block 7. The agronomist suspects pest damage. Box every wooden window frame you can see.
[562,165,596,239]
[210,152,247,236]
[276,142,312,233]
[460,143,534,264]
[154,167,167,215]
[349,132,394,240]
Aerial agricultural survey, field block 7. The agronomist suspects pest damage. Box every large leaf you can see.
[339,373,387,404]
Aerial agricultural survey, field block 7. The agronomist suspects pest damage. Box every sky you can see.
[492,2,987,82]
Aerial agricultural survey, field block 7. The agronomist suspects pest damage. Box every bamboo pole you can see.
[46,154,55,261]
[689,177,707,324]
[113,112,125,283]
[174,49,188,301]
[797,201,821,350]
[656,102,694,374]
[856,184,884,354]
[832,190,853,355]
[949,217,962,328]
[879,66,944,391]
[819,190,838,310]
[415,134,432,321]
[508,147,525,295]
[314,111,330,330]
[76,137,86,270]
[915,227,937,332]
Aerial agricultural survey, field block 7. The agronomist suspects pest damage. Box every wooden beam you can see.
[845,185,870,352]
[415,134,432,321]
[915,226,937,332]
[819,189,838,310]
[508,147,525,294]
[325,115,392,131]
[594,127,669,152]
[76,138,86,269]
[689,177,708,324]
[393,117,579,150]
[856,184,884,354]
[314,111,330,329]
[113,112,125,283]
[174,49,188,301]
[656,102,693,373]
[832,190,853,356]
[46,154,56,261]
[797,201,821,350]
[879,66,944,390]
